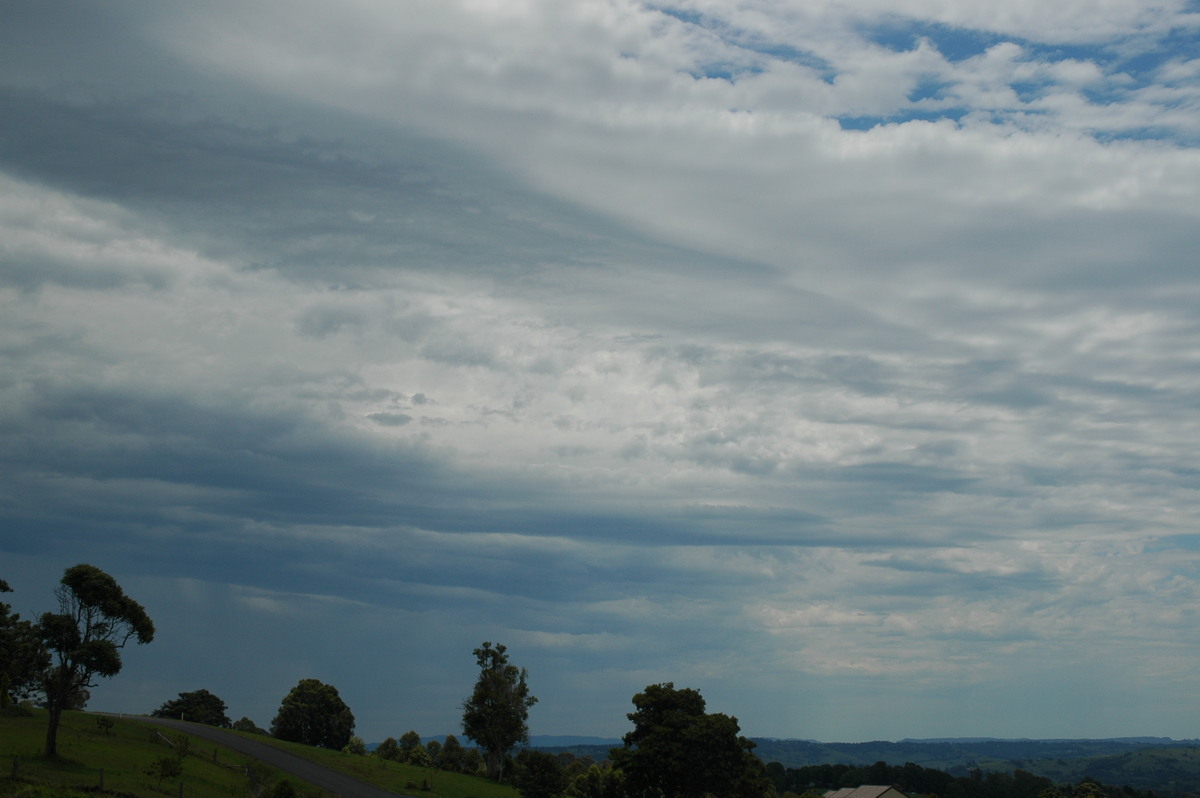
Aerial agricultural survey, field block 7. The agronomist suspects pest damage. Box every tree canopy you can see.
[39,564,154,757]
[462,641,538,781]
[610,683,769,798]
[0,578,48,705]
[270,678,355,750]
[512,749,570,798]
[232,716,268,735]
[152,688,232,727]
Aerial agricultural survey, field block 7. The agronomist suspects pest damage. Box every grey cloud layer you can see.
[2,0,1199,742]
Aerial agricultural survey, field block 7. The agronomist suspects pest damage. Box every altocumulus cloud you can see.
[2,0,1200,743]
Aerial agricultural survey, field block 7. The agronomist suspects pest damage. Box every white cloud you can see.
[3,0,1200,742]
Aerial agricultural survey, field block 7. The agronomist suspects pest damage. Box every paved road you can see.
[116,714,408,798]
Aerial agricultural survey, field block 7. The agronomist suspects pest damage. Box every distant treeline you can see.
[536,744,1189,798]
[767,760,1154,798]
[748,739,1199,772]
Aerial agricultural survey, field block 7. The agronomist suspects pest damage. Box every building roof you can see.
[824,786,908,798]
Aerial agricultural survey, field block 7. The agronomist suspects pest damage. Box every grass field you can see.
[247,737,519,798]
[0,710,519,798]
[0,709,302,797]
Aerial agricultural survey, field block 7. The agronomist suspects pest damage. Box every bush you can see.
[270,780,298,798]
[232,716,268,735]
[147,755,183,788]
[2,701,34,717]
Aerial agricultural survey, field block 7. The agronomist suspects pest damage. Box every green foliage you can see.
[376,736,402,761]
[567,764,624,798]
[512,749,569,798]
[147,754,183,788]
[0,578,50,703]
[151,688,232,727]
[410,745,434,768]
[462,641,538,781]
[95,715,114,735]
[401,729,424,760]
[439,734,466,772]
[270,677,355,750]
[172,733,192,758]
[343,735,367,755]
[38,563,154,757]
[232,715,268,734]
[610,683,770,798]
[462,747,486,776]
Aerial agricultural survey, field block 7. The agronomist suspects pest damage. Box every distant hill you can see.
[746,737,1200,772]
[529,735,622,747]
[401,734,1200,794]
[742,737,1200,794]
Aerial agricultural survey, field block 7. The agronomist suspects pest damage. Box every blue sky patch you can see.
[836,107,969,130]
[908,78,954,102]
[860,19,1001,61]
[737,40,838,83]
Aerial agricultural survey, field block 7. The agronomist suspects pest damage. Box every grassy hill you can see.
[0,710,519,798]
[11,712,1199,798]
[1,709,300,798]
[1016,747,1200,794]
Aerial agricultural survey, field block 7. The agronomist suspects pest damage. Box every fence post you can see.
[99,768,105,791]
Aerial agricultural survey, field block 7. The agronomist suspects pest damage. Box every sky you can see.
[2,0,1200,746]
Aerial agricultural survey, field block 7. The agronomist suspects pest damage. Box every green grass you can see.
[0,709,317,798]
[0,710,520,798]
[245,735,518,798]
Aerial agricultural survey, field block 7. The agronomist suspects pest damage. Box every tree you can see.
[609,683,771,798]
[399,729,424,762]
[38,564,154,757]
[513,749,570,798]
[152,688,232,727]
[232,716,267,735]
[375,736,401,761]
[462,641,538,781]
[0,579,49,705]
[148,754,183,788]
[439,734,465,772]
[270,678,355,750]
[568,764,625,798]
[462,747,486,777]
[409,744,434,768]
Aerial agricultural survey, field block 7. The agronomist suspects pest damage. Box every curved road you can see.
[115,715,410,798]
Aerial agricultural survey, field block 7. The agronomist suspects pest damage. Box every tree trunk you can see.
[486,748,503,781]
[44,704,62,757]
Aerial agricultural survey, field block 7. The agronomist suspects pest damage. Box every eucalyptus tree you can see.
[39,564,155,756]
[461,641,537,781]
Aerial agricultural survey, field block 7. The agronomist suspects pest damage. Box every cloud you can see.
[1,0,1199,744]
